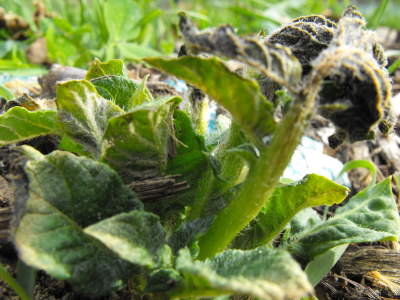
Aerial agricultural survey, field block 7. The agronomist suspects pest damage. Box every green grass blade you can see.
[388,57,400,74]
[370,0,389,30]
[335,159,376,187]
[0,85,15,100]
[17,260,36,299]
[0,262,32,300]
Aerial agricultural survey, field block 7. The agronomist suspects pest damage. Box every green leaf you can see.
[144,268,181,293]
[0,85,16,100]
[0,262,31,300]
[91,75,140,111]
[58,136,94,158]
[0,107,59,146]
[17,260,36,299]
[118,42,163,60]
[91,74,154,112]
[11,146,142,297]
[283,177,400,259]
[202,151,228,183]
[336,160,376,187]
[100,96,181,182]
[56,79,124,159]
[164,110,209,206]
[170,247,313,300]
[167,215,215,258]
[84,211,166,268]
[85,58,128,80]
[232,174,349,249]
[145,56,276,146]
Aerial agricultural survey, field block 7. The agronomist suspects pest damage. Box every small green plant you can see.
[1,6,399,300]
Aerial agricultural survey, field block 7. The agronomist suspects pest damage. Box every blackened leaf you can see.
[57,80,124,159]
[85,58,128,80]
[100,96,181,182]
[145,56,276,146]
[0,107,59,146]
[169,247,313,300]
[84,211,166,268]
[283,177,400,259]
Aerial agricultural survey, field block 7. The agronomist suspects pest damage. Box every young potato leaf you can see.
[10,146,142,297]
[85,58,128,80]
[84,211,166,268]
[167,215,215,257]
[91,75,153,111]
[57,80,124,159]
[100,96,181,182]
[0,107,60,145]
[145,56,276,146]
[163,110,209,206]
[283,177,400,259]
[231,174,349,249]
[169,247,313,300]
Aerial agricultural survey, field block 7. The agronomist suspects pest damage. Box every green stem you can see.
[197,77,321,260]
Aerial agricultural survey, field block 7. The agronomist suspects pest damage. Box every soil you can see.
[2,28,400,300]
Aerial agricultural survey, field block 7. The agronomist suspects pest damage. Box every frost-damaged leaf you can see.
[91,75,153,111]
[177,14,302,93]
[145,56,276,145]
[169,247,313,300]
[163,110,209,206]
[10,146,142,297]
[231,174,349,249]
[0,107,59,145]
[100,96,181,182]
[84,211,166,268]
[167,215,215,258]
[283,177,400,259]
[57,80,124,159]
[85,58,128,80]
[311,6,395,148]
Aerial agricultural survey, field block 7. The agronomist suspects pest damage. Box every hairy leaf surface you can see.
[170,247,313,300]
[145,56,276,146]
[100,96,181,182]
[85,58,128,80]
[85,211,166,268]
[283,177,400,258]
[231,174,349,249]
[57,80,124,159]
[91,75,153,111]
[10,146,142,297]
[0,107,59,145]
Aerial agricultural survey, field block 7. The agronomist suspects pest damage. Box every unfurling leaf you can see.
[310,6,395,148]
[283,177,400,259]
[85,58,128,80]
[169,247,313,300]
[100,96,181,182]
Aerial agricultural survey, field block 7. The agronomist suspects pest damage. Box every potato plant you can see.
[0,6,399,300]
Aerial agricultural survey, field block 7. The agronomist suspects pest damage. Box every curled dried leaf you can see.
[310,6,395,148]
[178,13,302,95]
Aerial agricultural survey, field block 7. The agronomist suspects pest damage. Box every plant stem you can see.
[197,77,322,260]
